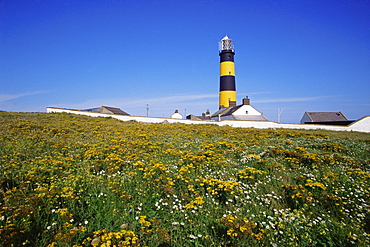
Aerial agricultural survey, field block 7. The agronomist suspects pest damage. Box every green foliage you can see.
[0,112,369,246]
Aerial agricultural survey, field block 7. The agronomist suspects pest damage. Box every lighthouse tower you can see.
[219,35,236,109]
[212,36,268,121]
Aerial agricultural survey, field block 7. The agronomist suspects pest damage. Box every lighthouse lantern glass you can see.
[219,37,234,52]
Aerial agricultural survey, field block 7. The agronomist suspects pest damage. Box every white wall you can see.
[348,116,370,133]
[46,107,370,133]
[233,105,262,116]
[171,112,183,119]
[300,113,310,124]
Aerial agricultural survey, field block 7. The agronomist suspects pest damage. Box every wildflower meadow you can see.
[0,112,369,246]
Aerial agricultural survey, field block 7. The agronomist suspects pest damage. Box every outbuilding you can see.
[85,106,130,116]
[300,112,353,125]
[211,97,268,121]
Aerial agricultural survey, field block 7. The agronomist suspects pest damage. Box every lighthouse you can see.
[212,36,269,121]
[219,35,236,109]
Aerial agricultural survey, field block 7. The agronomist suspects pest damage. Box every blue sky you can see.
[1,0,369,123]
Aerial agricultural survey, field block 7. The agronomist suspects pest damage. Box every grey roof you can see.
[101,106,130,116]
[306,112,348,122]
[187,114,212,121]
[211,105,268,121]
[211,106,240,118]
[85,106,130,115]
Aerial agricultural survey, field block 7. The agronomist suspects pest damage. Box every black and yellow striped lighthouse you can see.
[219,35,236,109]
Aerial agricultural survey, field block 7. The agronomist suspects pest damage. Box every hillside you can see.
[0,112,369,246]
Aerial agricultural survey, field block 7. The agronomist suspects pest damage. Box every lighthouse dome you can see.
[219,35,234,52]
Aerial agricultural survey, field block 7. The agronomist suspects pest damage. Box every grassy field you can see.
[0,112,369,246]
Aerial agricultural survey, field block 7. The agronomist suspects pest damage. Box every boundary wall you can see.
[46,107,370,133]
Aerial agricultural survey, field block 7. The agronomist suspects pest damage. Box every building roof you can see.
[305,112,348,122]
[211,106,239,118]
[211,104,268,121]
[101,106,130,115]
[186,114,212,121]
[85,106,130,116]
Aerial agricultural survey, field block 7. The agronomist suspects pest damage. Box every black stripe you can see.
[219,52,234,62]
[220,76,236,91]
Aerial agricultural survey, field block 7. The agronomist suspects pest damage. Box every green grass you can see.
[0,112,369,246]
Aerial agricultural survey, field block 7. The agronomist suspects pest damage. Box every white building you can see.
[211,97,268,121]
[85,106,130,115]
[300,112,349,124]
[171,110,182,119]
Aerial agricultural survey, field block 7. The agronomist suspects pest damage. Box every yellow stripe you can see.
[219,91,236,108]
[220,61,235,76]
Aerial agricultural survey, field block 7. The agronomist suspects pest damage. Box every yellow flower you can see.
[227,229,238,237]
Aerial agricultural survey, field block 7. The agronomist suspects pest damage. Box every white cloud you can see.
[0,91,48,103]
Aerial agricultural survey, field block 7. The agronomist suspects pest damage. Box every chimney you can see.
[229,99,237,107]
[243,96,250,105]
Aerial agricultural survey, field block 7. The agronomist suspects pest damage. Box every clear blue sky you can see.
[1,0,369,123]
